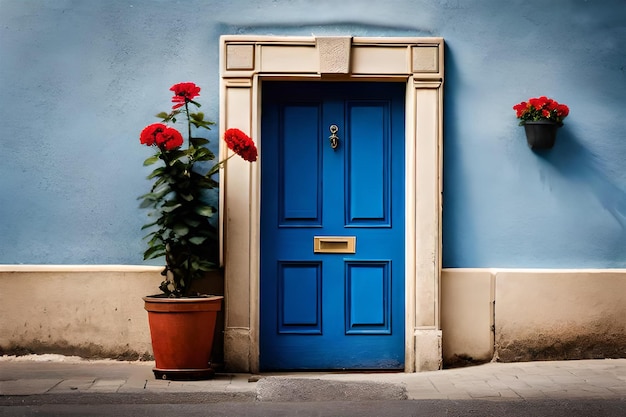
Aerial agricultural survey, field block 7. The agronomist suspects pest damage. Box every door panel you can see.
[278,261,321,333]
[260,81,405,370]
[347,102,390,225]
[345,261,390,334]
[280,105,322,225]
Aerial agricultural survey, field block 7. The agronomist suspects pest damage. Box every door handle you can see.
[329,124,339,150]
[314,236,355,253]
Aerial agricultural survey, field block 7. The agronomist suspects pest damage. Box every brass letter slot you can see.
[314,236,356,254]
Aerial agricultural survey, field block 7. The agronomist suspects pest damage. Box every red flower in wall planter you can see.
[513,96,570,150]
[138,82,257,380]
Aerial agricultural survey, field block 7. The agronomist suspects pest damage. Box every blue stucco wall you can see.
[1,0,625,267]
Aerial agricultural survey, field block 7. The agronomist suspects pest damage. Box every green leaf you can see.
[188,236,208,245]
[139,197,155,209]
[190,112,205,121]
[143,244,165,260]
[161,203,181,213]
[196,260,218,271]
[143,155,160,166]
[137,192,155,200]
[183,218,201,228]
[141,220,159,230]
[166,149,187,163]
[146,233,164,246]
[190,137,210,147]
[194,176,218,189]
[193,147,215,161]
[155,112,170,119]
[205,163,222,177]
[195,205,215,217]
[150,176,169,190]
[146,167,165,179]
[189,116,215,129]
[173,223,189,236]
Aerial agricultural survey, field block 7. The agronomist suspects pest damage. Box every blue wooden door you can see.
[260,82,405,370]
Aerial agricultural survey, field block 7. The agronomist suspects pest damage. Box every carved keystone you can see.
[317,37,352,74]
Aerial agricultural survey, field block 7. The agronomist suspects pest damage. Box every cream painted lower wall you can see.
[2,266,625,369]
[441,269,494,366]
[0,266,162,359]
[442,269,626,367]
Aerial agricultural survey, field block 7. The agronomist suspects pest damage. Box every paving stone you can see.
[88,379,126,392]
[548,374,582,385]
[0,379,62,395]
[497,389,523,399]
[255,377,407,402]
[467,389,504,399]
[426,377,460,394]
[510,388,548,399]
[405,386,446,400]
[48,377,96,393]
[523,375,561,388]
[583,377,624,388]
[1,357,626,402]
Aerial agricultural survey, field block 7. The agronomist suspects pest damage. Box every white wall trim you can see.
[0,265,163,272]
[443,268,626,274]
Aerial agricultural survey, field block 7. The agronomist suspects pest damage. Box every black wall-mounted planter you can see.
[523,120,561,150]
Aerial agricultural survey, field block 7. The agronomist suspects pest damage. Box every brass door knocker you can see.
[329,124,339,150]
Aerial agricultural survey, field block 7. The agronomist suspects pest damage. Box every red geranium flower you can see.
[528,96,546,109]
[139,123,183,150]
[224,128,258,162]
[140,123,166,146]
[556,104,569,118]
[513,102,528,118]
[170,82,201,110]
[513,96,569,125]
[156,126,184,150]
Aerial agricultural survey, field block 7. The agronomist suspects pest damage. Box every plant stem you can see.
[184,101,192,150]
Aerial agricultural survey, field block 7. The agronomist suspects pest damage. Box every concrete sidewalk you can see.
[1,355,625,403]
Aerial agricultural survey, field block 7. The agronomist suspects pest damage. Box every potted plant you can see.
[138,82,257,380]
[513,96,570,149]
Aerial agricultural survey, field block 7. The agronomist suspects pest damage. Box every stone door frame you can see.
[219,35,444,373]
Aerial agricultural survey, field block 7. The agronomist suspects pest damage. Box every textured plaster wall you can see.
[1,0,625,267]
[494,270,626,362]
[441,269,626,366]
[0,267,162,359]
[441,269,494,366]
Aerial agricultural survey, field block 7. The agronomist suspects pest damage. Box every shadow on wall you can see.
[535,128,626,229]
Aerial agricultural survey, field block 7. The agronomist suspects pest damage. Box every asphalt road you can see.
[2,398,626,417]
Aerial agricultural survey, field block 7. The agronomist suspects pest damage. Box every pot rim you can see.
[522,119,562,126]
[143,294,224,303]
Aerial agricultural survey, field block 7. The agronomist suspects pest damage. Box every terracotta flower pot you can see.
[143,295,223,380]
[523,120,561,150]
